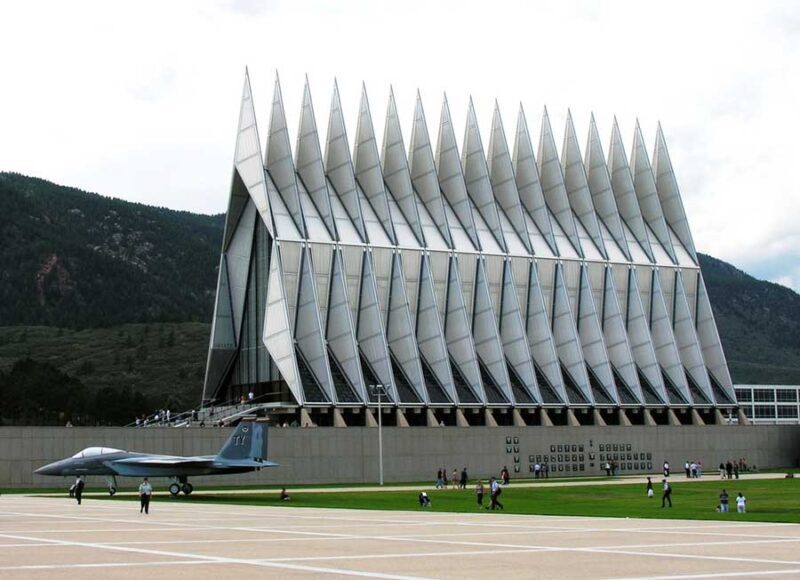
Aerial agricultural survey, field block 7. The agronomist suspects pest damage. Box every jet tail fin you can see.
[216,421,269,463]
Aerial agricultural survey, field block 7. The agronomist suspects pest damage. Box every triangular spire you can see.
[551,263,593,403]
[653,124,698,262]
[630,121,677,264]
[266,73,306,237]
[472,259,513,404]
[695,273,736,402]
[526,262,566,403]
[625,268,668,403]
[295,77,337,239]
[353,84,396,244]
[585,114,631,260]
[577,266,618,404]
[416,255,456,403]
[227,70,274,244]
[488,103,532,254]
[386,253,427,403]
[513,105,558,254]
[562,111,607,259]
[409,92,452,247]
[435,96,481,250]
[444,256,485,404]
[262,244,303,404]
[294,247,334,402]
[203,255,237,400]
[226,201,258,341]
[649,268,691,402]
[382,88,425,246]
[357,252,397,400]
[538,108,583,257]
[672,271,715,404]
[608,118,654,261]
[462,99,507,252]
[601,266,644,404]
[500,260,539,404]
[325,80,368,242]
[326,250,367,402]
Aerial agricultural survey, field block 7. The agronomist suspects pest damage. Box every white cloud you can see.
[0,0,797,287]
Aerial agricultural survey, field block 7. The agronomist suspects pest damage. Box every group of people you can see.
[68,476,153,513]
[531,463,549,478]
[426,466,510,510]
[718,460,742,479]
[717,489,747,513]
[647,475,749,513]
[684,460,704,478]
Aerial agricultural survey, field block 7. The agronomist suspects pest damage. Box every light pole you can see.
[369,384,386,485]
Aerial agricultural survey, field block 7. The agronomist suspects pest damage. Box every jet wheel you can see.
[109,487,116,497]
[182,483,193,495]
[169,483,181,496]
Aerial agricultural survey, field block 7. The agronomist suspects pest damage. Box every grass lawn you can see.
[101,477,800,524]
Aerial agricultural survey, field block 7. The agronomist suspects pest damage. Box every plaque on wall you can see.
[529,455,535,463]
[514,465,520,473]
[551,445,556,452]
[599,444,605,452]
[506,446,512,453]
[626,443,632,451]
[513,436,519,444]
[557,445,563,452]
[506,436,512,444]
[513,456,520,464]
[513,446,519,453]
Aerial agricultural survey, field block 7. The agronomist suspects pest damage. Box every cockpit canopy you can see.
[71,447,124,458]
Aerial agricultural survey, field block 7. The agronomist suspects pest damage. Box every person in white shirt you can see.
[139,478,153,514]
[736,492,746,513]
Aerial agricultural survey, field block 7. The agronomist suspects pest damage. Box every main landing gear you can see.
[104,475,118,496]
[168,476,193,496]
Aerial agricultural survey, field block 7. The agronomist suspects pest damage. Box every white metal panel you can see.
[297,180,332,243]
[309,243,333,328]
[472,259,513,403]
[354,86,396,245]
[577,266,619,404]
[416,196,449,250]
[669,226,697,268]
[266,173,302,241]
[552,264,593,403]
[262,244,302,403]
[483,254,505,315]
[357,252,397,400]
[608,119,653,261]
[602,266,644,403]
[653,125,698,261]
[457,253,477,321]
[562,112,607,259]
[630,121,677,264]
[650,269,691,402]
[371,247,393,318]
[329,183,363,244]
[341,245,363,326]
[383,90,425,245]
[226,200,257,341]
[646,223,674,266]
[574,216,605,261]
[463,101,507,252]
[696,274,736,401]
[488,104,533,254]
[387,253,427,403]
[499,209,528,256]
[585,115,630,260]
[387,194,420,248]
[266,75,305,237]
[526,260,566,402]
[513,106,558,253]
[673,271,714,404]
[295,79,337,239]
[279,241,301,325]
[599,219,628,263]
[444,256,486,404]
[548,209,581,258]
[429,250,450,321]
[409,94,453,248]
[357,183,393,247]
[524,212,556,257]
[500,260,540,403]
[231,72,274,240]
[401,249,421,324]
[417,254,456,402]
[327,250,366,401]
[538,108,583,258]
[536,258,556,316]
[325,82,367,243]
[294,247,334,401]
[436,97,481,250]
[443,200,476,252]
[623,221,651,264]
[626,268,667,403]
[471,199,503,254]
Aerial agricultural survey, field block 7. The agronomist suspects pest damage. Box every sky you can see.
[1,0,798,289]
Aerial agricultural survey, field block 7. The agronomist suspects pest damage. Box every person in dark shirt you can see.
[459,467,468,489]
[661,479,672,508]
[719,489,729,512]
[74,476,85,505]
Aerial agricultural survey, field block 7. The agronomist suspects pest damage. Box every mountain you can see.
[0,172,224,328]
[0,172,798,424]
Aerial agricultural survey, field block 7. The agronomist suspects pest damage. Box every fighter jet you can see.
[34,420,277,496]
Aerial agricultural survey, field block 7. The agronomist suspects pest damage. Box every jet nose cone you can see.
[34,462,61,476]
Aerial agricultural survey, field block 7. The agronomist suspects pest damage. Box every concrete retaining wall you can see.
[2,424,799,489]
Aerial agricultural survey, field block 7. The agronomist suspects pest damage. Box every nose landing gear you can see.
[104,475,118,496]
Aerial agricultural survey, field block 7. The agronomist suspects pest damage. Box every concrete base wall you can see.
[2,425,799,489]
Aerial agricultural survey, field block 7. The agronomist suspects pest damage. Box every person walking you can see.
[435,468,444,489]
[736,492,747,513]
[475,480,485,509]
[719,489,729,513]
[489,477,504,510]
[685,461,691,478]
[451,469,458,490]
[646,476,654,498]
[726,460,734,479]
[459,467,468,490]
[138,477,152,514]
[74,476,85,505]
[719,462,726,479]
[661,479,672,508]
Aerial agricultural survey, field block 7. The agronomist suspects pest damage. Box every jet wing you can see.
[111,455,278,470]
